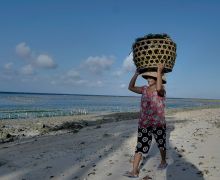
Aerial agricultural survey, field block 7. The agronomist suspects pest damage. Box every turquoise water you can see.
[0,92,220,120]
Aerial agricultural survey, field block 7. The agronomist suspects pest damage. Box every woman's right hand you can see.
[135,68,140,75]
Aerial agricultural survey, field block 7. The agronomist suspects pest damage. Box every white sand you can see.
[0,108,220,180]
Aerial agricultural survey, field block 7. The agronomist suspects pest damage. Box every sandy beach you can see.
[0,108,220,180]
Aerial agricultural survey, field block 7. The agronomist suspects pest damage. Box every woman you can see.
[125,64,167,180]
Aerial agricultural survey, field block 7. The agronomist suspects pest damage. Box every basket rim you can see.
[133,38,176,48]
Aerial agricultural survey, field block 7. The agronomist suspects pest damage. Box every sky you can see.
[0,0,220,99]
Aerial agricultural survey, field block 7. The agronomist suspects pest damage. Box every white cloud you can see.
[66,69,80,79]
[113,53,135,77]
[53,69,85,86]
[15,42,57,75]
[75,79,88,85]
[15,42,31,58]
[20,64,34,75]
[62,78,87,85]
[4,63,14,70]
[122,53,135,72]
[35,54,57,69]
[83,56,114,74]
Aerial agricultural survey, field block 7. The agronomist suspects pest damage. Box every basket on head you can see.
[132,33,177,74]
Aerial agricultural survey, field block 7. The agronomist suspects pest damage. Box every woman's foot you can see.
[141,175,152,180]
[123,171,139,178]
[157,162,168,170]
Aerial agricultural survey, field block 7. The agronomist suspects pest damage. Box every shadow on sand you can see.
[139,119,205,180]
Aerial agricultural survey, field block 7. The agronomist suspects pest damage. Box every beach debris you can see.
[142,168,147,172]
[0,132,17,143]
[109,160,114,164]
[18,128,25,132]
[198,162,204,166]
[46,166,53,169]
[203,169,209,174]
[88,172,96,176]
[1,146,9,149]
[178,154,183,158]
[81,165,85,168]
[0,160,7,167]
[174,146,186,153]
[6,133,12,138]
[191,164,196,169]
[107,173,112,176]
[72,129,79,133]
[199,156,205,159]
[95,125,101,129]
[53,121,83,131]
[181,148,185,152]
[103,133,112,137]
[196,170,204,176]
[174,146,185,153]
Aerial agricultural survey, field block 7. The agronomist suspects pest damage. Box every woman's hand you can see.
[128,68,142,94]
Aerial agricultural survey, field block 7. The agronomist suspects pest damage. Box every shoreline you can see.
[1,106,220,144]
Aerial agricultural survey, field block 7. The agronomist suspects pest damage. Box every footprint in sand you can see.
[109,160,114,164]
[45,166,53,169]
[198,162,204,166]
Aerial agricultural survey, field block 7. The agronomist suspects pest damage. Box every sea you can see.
[0,92,220,120]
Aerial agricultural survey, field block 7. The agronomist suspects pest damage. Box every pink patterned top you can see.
[138,85,166,128]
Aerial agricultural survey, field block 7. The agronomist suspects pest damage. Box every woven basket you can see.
[132,33,177,73]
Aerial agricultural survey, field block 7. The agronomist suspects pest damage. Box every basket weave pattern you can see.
[132,34,177,73]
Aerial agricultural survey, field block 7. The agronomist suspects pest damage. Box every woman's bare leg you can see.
[159,148,167,164]
[132,152,142,175]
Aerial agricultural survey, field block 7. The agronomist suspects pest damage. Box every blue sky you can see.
[0,0,220,98]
